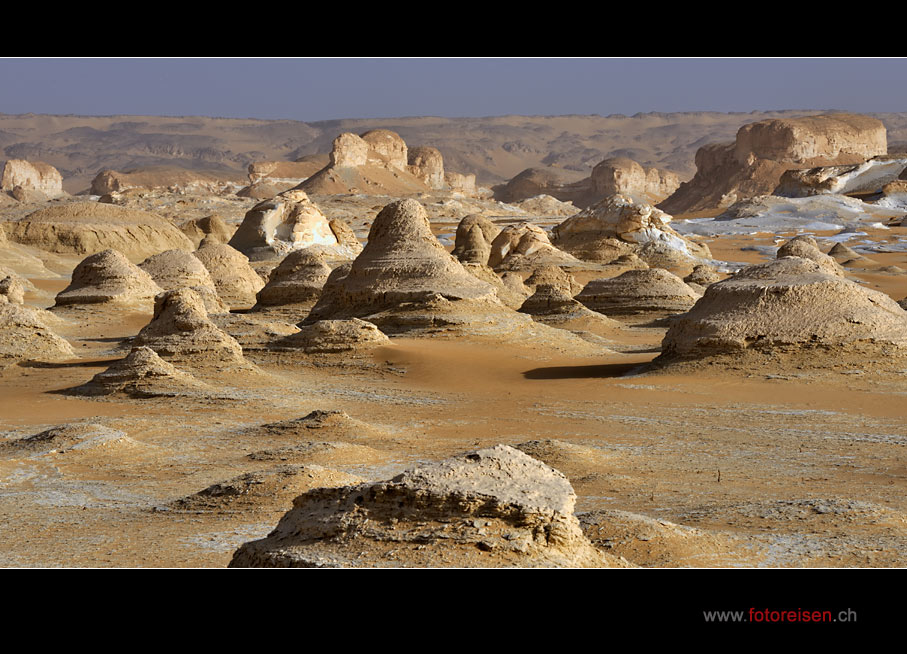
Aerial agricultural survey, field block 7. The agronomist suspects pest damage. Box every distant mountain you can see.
[3,110,906,193]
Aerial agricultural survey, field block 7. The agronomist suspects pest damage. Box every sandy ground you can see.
[2,205,907,568]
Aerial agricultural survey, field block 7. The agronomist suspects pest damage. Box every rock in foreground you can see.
[229,445,622,568]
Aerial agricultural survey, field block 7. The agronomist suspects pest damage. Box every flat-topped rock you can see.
[577,269,700,317]
[229,445,621,568]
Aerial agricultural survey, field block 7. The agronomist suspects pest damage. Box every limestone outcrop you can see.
[451,214,500,264]
[660,113,888,214]
[139,249,226,313]
[70,346,209,398]
[133,288,248,371]
[775,235,844,277]
[255,247,334,308]
[305,199,497,322]
[551,194,710,267]
[0,303,74,367]
[1,159,63,199]
[590,157,680,203]
[275,318,390,354]
[408,146,445,189]
[6,202,193,260]
[775,157,907,198]
[90,167,241,195]
[55,249,163,307]
[229,445,621,568]
[658,257,907,367]
[229,190,347,260]
[193,241,265,309]
[180,214,234,247]
[487,222,583,271]
[576,269,700,318]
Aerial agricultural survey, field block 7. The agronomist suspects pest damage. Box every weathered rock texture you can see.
[255,247,334,308]
[55,249,162,307]
[305,199,496,322]
[495,158,680,208]
[180,214,234,247]
[0,303,74,367]
[6,203,193,259]
[229,190,342,260]
[658,257,907,366]
[576,269,700,318]
[487,222,582,271]
[775,236,844,277]
[775,157,907,197]
[275,318,390,354]
[133,288,248,371]
[229,445,619,568]
[660,113,888,214]
[407,146,445,189]
[551,194,710,267]
[519,284,622,334]
[193,241,265,309]
[452,214,500,264]
[1,159,63,198]
[70,346,208,398]
[139,249,225,313]
[90,167,241,195]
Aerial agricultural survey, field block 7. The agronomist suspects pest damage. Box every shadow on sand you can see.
[522,361,648,380]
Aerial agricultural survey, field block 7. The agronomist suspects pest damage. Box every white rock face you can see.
[407,146,445,189]
[776,158,907,197]
[330,133,370,168]
[229,190,338,260]
[1,160,64,198]
[360,129,408,170]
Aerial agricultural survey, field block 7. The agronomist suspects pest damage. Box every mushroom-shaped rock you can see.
[229,190,338,261]
[658,257,907,366]
[55,249,162,307]
[70,346,208,398]
[133,288,247,371]
[519,284,623,334]
[576,269,700,318]
[193,241,265,309]
[305,199,496,322]
[229,445,620,568]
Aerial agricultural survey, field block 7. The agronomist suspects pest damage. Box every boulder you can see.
[229,445,620,568]
[775,235,844,276]
[179,214,234,247]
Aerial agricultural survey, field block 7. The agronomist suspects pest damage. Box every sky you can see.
[0,58,905,122]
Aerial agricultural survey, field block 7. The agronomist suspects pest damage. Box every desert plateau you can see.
[2,58,907,570]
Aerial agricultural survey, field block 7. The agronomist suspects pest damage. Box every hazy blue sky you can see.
[1,58,905,121]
